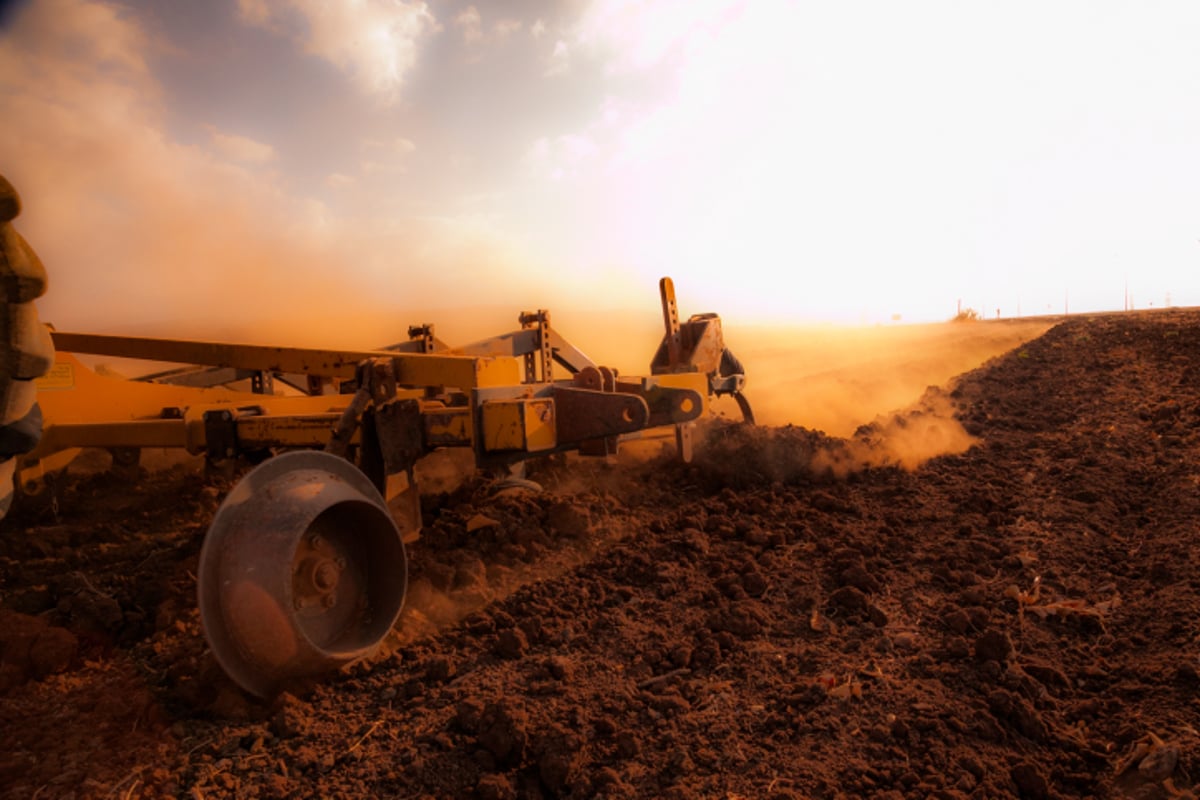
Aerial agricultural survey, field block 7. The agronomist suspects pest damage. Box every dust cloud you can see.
[692,385,981,489]
[0,0,576,352]
[546,312,1051,471]
[846,387,979,471]
[245,308,1049,479]
[487,310,1050,436]
[680,319,1053,480]
[728,318,1052,436]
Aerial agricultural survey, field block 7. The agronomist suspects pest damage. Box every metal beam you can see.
[452,326,597,375]
[51,331,521,389]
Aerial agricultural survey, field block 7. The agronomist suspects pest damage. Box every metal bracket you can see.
[203,405,264,462]
[407,323,436,354]
[551,386,649,443]
[250,370,274,395]
[203,409,238,461]
[660,278,682,368]
[519,310,552,383]
[373,398,425,476]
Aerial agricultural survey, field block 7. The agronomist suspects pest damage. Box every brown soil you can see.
[3,309,1200,799]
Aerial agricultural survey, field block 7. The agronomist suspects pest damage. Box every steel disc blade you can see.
[198,450,407,697]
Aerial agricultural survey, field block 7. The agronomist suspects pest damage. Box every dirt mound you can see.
[3,309,1200,798]
[691,419,846,488]
[693,382,979,488]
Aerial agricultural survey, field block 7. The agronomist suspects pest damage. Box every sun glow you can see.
[511,1,1200,323]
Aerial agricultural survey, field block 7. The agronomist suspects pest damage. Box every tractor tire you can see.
[0,175,53,522]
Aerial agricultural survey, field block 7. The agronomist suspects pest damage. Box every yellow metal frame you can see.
[24,297,720,495]
[51,331,523,389]
[480,398,556,453]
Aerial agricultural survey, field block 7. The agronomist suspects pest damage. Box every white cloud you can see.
[0,0,151,81]
[351,137,416,177]
[545,39,570,76]
[361,136,417,155]
[453,7,522,55]
[454,6,482,45]
[493,19,522,41]
[207,126,276,164]
[235,0,270,27]
[531,19,547,38]
[576,0,736,72]
[524,134,598,181]
[238,0,437,99]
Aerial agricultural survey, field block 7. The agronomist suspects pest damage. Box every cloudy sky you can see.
[1,0,1198,341]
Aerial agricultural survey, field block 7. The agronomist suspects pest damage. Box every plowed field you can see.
[2,310,1199,799]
